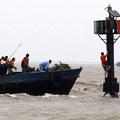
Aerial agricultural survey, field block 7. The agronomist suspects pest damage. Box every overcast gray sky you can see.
[0,0,120,64]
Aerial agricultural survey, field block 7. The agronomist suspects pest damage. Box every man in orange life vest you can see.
[7,57,17,75]
[21,53,29,72]
[100,51,111,78]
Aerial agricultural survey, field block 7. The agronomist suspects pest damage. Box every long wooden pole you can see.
[8,43,23,60]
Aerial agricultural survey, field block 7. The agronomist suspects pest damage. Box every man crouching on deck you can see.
[39,60,52,72]
[100,51,111,78]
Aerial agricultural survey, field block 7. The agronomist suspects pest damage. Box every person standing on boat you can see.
[0,56,5,76]
[100,51,111,78]
[21,53,29,72]
[39,60,52,72]
[4,56,9,75]
[7,57,17,75]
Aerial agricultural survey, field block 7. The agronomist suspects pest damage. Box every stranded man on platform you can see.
[39,60,52,72]
[100,51,111,78]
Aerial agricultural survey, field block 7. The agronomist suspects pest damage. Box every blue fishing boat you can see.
[0,67,82,95]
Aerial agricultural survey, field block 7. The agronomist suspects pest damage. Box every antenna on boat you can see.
[8,43,23,60]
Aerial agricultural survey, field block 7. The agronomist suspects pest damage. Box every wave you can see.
[76,81,103,87]
[4,93,18,98]
[72,87,89,94]
[68,95,78,98]
[42,93,60,98]
[0,93,30,98]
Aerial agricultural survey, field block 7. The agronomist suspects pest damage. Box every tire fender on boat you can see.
[51,72,63,86]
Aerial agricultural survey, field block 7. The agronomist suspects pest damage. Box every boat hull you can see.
[0,67,82,95]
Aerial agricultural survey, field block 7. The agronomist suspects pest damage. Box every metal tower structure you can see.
[94,5,120,98]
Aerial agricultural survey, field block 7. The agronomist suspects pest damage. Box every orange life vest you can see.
[8,59,14,66]
[0,59,4,65]
[22,60,28,65]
